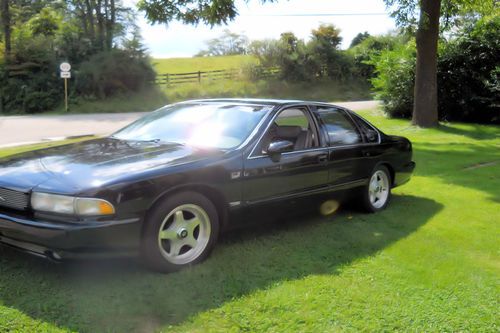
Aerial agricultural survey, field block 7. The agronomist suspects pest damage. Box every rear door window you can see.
[316,107,362,146]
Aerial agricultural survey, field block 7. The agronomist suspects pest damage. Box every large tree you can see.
[385,0,497,127]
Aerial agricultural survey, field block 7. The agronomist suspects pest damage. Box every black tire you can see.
[360,165,392,213]
[141,191,219,273]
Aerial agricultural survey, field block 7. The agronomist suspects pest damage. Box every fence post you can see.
[198,71,201,83]
[166,73,169,86]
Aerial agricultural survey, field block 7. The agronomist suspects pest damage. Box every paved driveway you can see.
[0,100,380,147]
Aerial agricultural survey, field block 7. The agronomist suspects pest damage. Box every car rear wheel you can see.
[361,165,391,213]
[141,191,219,272]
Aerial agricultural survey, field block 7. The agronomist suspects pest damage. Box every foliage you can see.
[385,0,498,29]
[369,40,416,118]
[75,49,156,99]
[437,16,500,123]
[0,0,154,114]
[1,108,499,332]
[247,24,355,82]
[196,29,249,56]
[348,32,411,78]
[137,0,251,26]
[0,27,61,114]
[371,17,500,124]
[349,31,370,48]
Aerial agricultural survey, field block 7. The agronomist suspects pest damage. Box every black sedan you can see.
[0,99,415,272]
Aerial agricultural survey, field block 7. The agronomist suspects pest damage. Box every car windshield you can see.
[112,103,272,149]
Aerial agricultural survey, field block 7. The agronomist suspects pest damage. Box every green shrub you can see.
[348,33,411,79]
[0,33,61,114]
[75,49,156,99]
[437,17,500,123]
[369,41,416,119]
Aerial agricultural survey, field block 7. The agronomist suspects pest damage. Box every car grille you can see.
[0,187,30,211]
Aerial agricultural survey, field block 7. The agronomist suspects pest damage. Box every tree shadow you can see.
[412,141,500,202]
[436,123,500,141]
[0,194,441,332]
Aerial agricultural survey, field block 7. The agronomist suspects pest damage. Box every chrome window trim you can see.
[247,146,331,160]
[247,105,315,159]
[246,104,384,160]
[344,110,382,145]
[235,105,277,150]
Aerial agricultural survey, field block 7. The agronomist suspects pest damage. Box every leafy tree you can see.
[137,0,249,26]
[348,32,410,78]
[196,29,249,56]
[308,24,343,78]
[349,31,370,48]
[29,7,60,36]
[1,0,12,57]
[384,0,498,127]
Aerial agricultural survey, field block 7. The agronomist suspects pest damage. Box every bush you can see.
[75,49,156,99]
[370,17,500,124]
[348,33,411,79]
[437,17,500,123]
[0,33,61,114]
[369,41,416,118]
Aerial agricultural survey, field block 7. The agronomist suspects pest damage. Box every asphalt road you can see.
[0,100,380,147]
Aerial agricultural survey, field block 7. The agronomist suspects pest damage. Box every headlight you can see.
[31,193,115,216]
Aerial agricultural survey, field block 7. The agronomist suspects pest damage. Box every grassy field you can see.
[152,55,257,74]
[153,55,371,103]
[0,108,499,332]
[161,79,371,104]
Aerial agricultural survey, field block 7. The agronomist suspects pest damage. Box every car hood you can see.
[0,138,223,194]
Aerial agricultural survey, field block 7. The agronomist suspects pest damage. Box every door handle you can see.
[318,154,328,163]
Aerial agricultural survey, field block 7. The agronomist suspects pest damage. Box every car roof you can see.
[180,98,341,108]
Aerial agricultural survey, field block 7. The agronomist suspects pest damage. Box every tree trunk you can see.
[412,0,441,127]
[1,0,11,59]
[84,0,96,44]
[107,0,115,49]
[96,0,105,51]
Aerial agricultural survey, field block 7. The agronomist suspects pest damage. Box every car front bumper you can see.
[0,212,142,260]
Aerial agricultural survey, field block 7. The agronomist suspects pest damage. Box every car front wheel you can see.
[141,191,219,272]
[361,165,391,213]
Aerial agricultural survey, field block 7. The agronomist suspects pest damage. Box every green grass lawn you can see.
[0,109,499,332]
[161,79,372,104]
[152,55,257,74]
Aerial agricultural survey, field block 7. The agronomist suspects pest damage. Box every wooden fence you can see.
[154,66,280,86]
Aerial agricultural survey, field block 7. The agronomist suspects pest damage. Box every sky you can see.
[128,0,397,58]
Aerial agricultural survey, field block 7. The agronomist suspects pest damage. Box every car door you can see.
[242,105,330,205]
[312,106,367,188]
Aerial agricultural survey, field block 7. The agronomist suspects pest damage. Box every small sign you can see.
[60,71,71,78]
[60,62,71,72]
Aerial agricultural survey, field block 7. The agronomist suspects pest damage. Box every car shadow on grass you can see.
[0,194,441,333]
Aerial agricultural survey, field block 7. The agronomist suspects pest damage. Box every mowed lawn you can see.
[152,55,257,74]
[0,109,499,332]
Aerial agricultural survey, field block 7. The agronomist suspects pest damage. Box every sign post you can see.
[60,62,71,112]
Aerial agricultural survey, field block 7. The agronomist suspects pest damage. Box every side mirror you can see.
[366,129,378,142]
[267,139,294,155]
